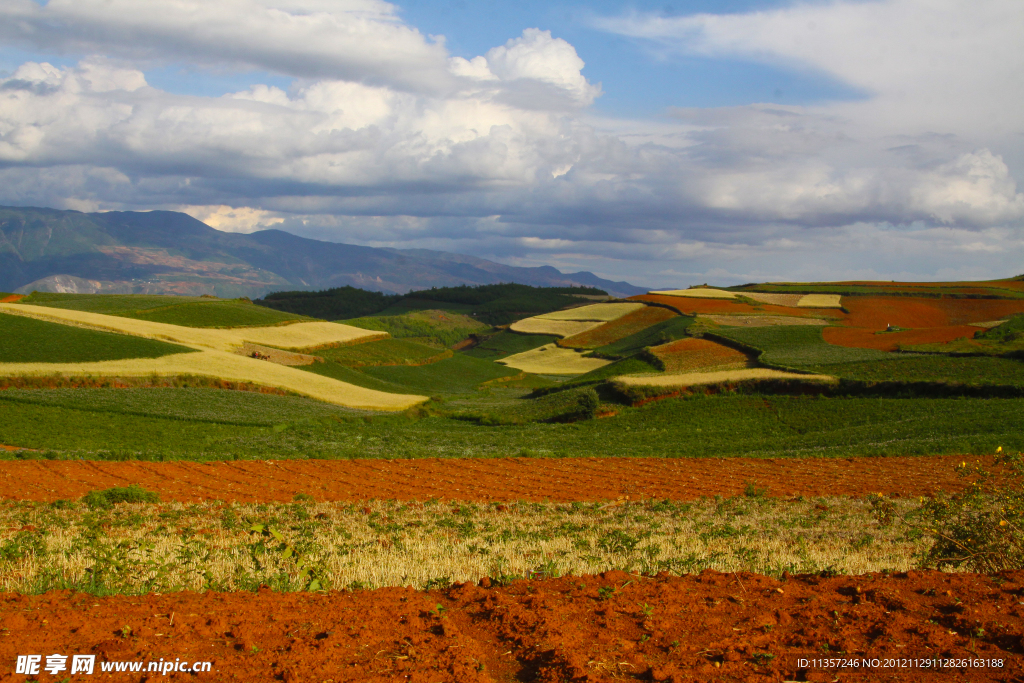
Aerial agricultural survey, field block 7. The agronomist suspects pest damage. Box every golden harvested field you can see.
[559,305,676,349]
[741,292,804,306]
[507,318,606,337]
[533,302,644,321]
[698,314,827,327]
[0,350,427,410]
[0,303,381,353]
[797,293,843,308]
[648,288,737,299]
[648,338,751,372]
[615,367,834,388]
[498,343,611,374]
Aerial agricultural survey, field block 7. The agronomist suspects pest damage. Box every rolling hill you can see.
[0,206,645,299]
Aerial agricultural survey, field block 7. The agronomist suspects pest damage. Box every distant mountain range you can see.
[0,206,645,299]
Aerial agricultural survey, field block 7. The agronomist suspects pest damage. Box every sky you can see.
[0,0,1022,289]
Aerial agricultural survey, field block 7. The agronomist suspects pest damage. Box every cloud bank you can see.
[0,0,1022,286]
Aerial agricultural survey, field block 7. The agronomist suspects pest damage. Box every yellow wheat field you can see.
[0,303,380,352]
[0,350,427,410]
[741,292,804,307]
[498,343,611,375]
[508,318,607,337]
[648,288,737,299]
[797,294,843,308]
[698,314,827,327]
[533,302,644,321]
[614,367,835,388]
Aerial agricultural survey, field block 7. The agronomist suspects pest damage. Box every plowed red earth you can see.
[2,456,1019,682]
[0,455,994,503]
[1,569,1021,682]
[823,325,981,352]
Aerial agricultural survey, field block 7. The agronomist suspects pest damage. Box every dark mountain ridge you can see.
[0,206,645,298]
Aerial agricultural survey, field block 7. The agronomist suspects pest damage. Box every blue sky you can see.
[0,0,1021,287]
[396,0,864,115]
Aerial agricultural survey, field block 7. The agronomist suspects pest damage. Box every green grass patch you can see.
[81,485,159,509]
[461,331,557,360]
[317,338,449,367]
[710,326,888,368]
[593,315,694,358]
[18,293,308,328]
[977,314,1024,342]
[0,312,194,363]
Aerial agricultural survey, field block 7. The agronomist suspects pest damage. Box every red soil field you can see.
[819,296,1024,350]
[1,457,1019,681]
[649,338,749,372]
[0,295,23,303]
[823,325,980,352]
[840,296,1024,330]
[841,297,948,329]
[0,455,998,503]
[0,569,1020,682]
[559,306,676,349]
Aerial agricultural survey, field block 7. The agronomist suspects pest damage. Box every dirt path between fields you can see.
[0,569,1020,682]
[0,455,993,503]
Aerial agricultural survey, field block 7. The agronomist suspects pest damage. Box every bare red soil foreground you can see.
[0,455,995,503]
[1,570,1021,682]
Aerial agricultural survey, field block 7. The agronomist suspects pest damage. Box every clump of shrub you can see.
[81,485,160,509]
[916,449,1023,572]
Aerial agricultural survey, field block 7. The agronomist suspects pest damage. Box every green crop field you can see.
[813,355,1024,386]
[0,388,362,426]
[446,386,599,425]
[565,355,662,385]
[342,310,487,347]
[17,293,209,313]
[128,301,307,327]
[1,388,1022,460]
[710,326,888,367]
[355,354,519,395]
[298,360,420,395]
[17,293,308,328]
[593,315,694,358]
[461,331,557,359]
[0,312,194,363]
[316,338,447,367]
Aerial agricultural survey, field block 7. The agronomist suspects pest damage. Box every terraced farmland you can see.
[1,280,1023,683]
